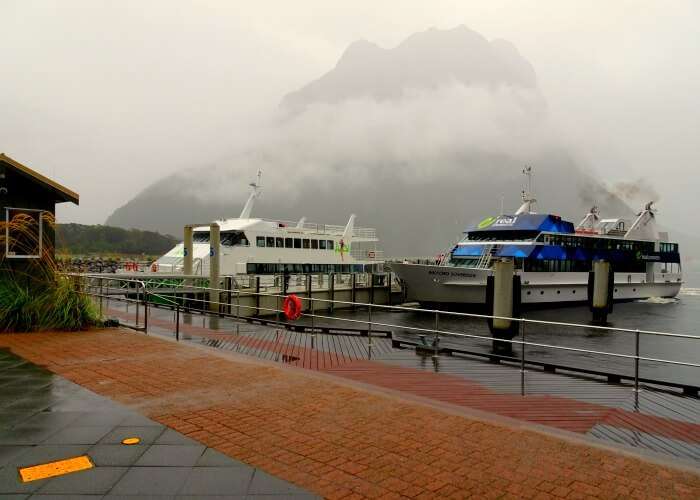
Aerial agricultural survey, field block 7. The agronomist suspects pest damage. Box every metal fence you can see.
[74,273,700,401]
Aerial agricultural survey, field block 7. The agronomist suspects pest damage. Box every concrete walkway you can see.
[0,346,318,499]
[0,328,698,499]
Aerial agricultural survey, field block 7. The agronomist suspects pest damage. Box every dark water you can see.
[322,271,700,387]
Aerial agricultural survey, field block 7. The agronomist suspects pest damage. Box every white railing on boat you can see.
[259,219,378,240]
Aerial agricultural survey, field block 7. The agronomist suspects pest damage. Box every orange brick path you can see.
[1,329,698,499]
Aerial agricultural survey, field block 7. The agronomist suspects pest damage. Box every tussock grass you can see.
[0,211,99,332]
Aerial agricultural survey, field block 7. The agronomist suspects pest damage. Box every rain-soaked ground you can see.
[0,348,318,499]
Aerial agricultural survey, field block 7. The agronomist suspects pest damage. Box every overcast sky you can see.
[2,1,699,228]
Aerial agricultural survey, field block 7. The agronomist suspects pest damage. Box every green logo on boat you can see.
[477,216,498,229]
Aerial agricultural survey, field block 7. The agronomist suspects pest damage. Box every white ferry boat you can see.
[155,172,384,275]
[390,169,682,307]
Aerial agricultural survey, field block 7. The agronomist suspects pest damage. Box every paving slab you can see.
[0,347,318,499]
[0,329,697,499]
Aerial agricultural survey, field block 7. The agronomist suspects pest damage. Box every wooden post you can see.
[329,273,335,313]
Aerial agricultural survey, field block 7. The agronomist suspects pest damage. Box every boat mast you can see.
[239,170,262,219]
[515,166,537,215]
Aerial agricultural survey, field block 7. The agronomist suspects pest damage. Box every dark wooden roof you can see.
[0,153,79,205]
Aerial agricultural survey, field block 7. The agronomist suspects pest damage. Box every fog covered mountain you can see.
[107,25,635,257]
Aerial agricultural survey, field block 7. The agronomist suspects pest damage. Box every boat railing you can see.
[259,219,378,239]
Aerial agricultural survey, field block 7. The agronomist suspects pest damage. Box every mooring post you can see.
[369,273,375,305]
[311,297,316,349]
[183,226,194,276]
[209,223,221,314]
[520,319,526,396]
[329,273,335,313]
[590,260,612,324]
[490,258,516,356]
[175,304,180,341]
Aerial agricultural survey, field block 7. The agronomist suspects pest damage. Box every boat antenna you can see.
[515,166,537,215]
[239,170,262,219]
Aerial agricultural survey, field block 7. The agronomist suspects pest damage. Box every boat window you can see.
[276,237,284,248]
[285,237,293,248]
[256,236,265,247]
[294,238,301,249]
[193,231,209,243]
[221,231,247,246]
[311,239,318,249]
[302,239,310,249]
[327,240,334,250]
[266,236,274,247]
[319,240,327,250]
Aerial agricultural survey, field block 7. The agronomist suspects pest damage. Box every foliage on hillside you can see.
[56,223,177,256]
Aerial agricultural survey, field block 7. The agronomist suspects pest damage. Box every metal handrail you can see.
[75,274,699,398]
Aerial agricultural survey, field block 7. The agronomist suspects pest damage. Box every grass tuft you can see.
[1,211,99,332]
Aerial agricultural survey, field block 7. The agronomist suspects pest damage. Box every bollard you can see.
[589,260,613,324]
[488,259,517,355]
[183,226,194,276]
[209,223,221,313]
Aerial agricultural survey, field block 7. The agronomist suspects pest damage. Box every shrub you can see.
[0,212,99,332]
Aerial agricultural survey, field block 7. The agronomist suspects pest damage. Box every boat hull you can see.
[390,263,682,307]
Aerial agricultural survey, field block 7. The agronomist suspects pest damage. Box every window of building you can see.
[294,238,302,249]
[311,239,318,249]
[256,236,265,247]
[4,208,44,259]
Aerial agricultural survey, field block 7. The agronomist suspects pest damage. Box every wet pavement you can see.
[0,347,319,499]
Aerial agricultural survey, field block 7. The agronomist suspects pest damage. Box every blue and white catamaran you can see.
[391,169,682,306]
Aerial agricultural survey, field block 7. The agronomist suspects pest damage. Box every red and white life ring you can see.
[283,294,303,321]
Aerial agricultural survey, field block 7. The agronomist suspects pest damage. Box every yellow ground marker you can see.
[122,437,140,445]
[19,455,93,482]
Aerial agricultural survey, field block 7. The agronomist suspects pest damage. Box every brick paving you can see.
[0,328,698,499]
